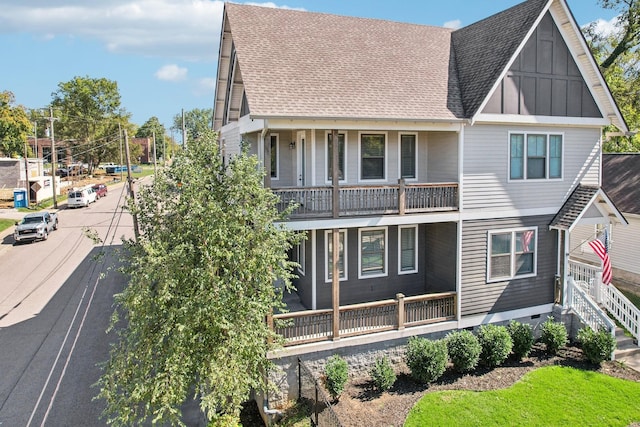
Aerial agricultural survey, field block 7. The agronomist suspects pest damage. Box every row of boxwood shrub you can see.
[324,318,615,397]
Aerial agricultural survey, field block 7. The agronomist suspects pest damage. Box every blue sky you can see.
[0,1,618,133]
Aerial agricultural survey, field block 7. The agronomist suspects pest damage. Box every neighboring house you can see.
[599,154,639,282]
[132,137,152,164]
[27,137,72,165]
[213,0,629,412]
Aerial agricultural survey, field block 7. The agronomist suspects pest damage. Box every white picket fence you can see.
[568,259,640,345]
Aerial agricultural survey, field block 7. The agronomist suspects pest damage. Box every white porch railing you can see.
[566,276,615,336]
[568,259,640,345]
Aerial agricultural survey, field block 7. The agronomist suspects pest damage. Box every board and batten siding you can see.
[460,215,557,317]
[463,124,600,211]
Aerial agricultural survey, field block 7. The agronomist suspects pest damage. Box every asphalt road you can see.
[0,183,134,426]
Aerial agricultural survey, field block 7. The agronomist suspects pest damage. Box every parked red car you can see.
[92,184,108,199]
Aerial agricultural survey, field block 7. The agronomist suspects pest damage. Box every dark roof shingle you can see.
[549,185,599,230]
[603,154,640,215]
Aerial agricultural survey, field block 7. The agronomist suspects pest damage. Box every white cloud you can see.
[443,19,462,30]
[590,16,620,38]
[0,0,225,61]
[155,64,188,81]
[194,77,216,96]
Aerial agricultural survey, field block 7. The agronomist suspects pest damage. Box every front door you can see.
[296,131,306,187]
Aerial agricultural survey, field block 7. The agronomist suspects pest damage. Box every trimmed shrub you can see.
[324,355,348,400]
[446,330,481,373]
[577,327,616,365]
[369,356,396,392]
[541,318,568,355]
[477,324,513,368]
[405,336,448,384]
[508,320,535,360]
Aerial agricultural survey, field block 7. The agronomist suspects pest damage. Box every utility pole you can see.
[23,141,31,207]
[182,108,187,148]
[118,122,124,182]
[152,131,157,176]
[123,129,140,241]
[49,107,58,209]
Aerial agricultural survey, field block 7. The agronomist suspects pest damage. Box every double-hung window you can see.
[488,227,537,281]
[399,133,417,180]
[360,133,386,180]
[509,133,562,180]
[398,225,418,274]
[326,132,346,182]
[359,227,387,278]
[270,134,279,179]
[325,230,347,282]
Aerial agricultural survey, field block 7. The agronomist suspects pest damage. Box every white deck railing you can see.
[568,259,640,346]
[566,276,615,337]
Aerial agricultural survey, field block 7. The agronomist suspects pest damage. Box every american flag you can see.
[588,230,612,285]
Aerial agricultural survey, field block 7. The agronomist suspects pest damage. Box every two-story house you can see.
[212,0,629,410]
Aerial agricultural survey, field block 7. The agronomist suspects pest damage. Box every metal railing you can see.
[298,358,343,427]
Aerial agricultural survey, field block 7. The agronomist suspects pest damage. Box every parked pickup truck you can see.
[13,211,59,243]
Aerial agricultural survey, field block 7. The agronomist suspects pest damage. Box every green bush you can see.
[324,355,348,400]
[541,318,568,355]
[446,330,481,373]
[508,321,535,360]
[477,324,513,368]
[577,327,616,365]
[405,337,448,384]
[369,356,396,392]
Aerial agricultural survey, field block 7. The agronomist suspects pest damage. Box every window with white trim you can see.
[509,133,562,180]
[360,133,386,180]
[326,132,346,182]
[398,225,418,274]
[488,227,537,281]
[325,230,347,282]
[359,227,387,278]
[270,134,279,179]
[400,133,417,180]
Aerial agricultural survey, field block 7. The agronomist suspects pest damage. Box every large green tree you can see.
[0,91,32,157]
[584,0,640,151]
[50,76,133,166]
[97,130,300,426]
[172,108,213,146]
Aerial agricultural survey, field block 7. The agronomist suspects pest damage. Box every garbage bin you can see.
[13,188,27,208]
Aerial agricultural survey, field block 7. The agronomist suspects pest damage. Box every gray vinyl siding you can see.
[425,222,457,292]
[426,132,458,182]
[463,124,600,211]
[220,124,241,161]
[460,215,556,316]
[309,224,456,309]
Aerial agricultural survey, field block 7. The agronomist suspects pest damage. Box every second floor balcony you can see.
[273,181,458,219]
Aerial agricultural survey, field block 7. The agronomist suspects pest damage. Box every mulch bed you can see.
[241,343,640,427]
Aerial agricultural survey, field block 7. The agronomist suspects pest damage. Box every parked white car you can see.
[67,186,97,208]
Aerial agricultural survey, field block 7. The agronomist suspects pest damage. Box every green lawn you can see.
[405,366,640,426]
[0,218,15,233]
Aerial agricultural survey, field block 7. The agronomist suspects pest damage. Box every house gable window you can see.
[398,225,418,274]
[325,230,347,282]
[359,227,388,278]
[509,132,563,180]
[270,134,279,179]
[399,133,417,180]
[488,227,537,282]
[360,133,386,181]
[326,132,346,182]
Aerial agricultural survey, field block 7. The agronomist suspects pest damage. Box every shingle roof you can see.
[549,185,599,231]
[603,154,640,215]
[451,0,549,118]
[225,3,464,121]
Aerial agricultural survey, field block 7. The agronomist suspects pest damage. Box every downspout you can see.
[456,123,465,322]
